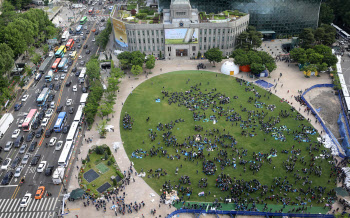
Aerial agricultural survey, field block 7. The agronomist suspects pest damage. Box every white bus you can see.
[66,121,79,142]
[78,67,86,84]
[74,105,85,124]
[57,141,73,167]
[80,93,89,106]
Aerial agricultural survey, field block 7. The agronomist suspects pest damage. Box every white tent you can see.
[221,61,240,76]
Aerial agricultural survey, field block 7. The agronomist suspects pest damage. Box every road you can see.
[0,1,109,217]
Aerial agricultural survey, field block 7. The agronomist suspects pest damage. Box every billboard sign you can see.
[112,18,128,48]
[165,28,198,44]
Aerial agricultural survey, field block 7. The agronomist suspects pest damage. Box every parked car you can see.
[69,107,74,114]
[82,87,88,93]
[14,166,23,178]
[26,131,35,142]
[4,141,13,151]
[35,186,45,200]
[55,141,63,151]
[21,95,29,102]
[11,156,21,169]
[14,103,22,111]
[45,129,54,138]
[30,154,41,166]
[21,154,30,165]
[19,143,27,154]
[20,193,32,208]
[56,106,63,113]
[1,171,14,185]
[45,165,54,176]
[41,118,49,127]
[12,129,20,139]
[35,128,44,138]
[1,158,11,170]
[37,161,47,173]
[28,141,37,152]
[63,125,70,134]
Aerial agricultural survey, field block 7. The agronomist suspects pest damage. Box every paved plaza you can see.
[62,39,344,217]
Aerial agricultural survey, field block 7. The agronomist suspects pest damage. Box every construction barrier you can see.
[166,209,334,218]
[300,83,345,158]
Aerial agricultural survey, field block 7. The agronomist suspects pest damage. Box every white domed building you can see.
[220,61,240,76]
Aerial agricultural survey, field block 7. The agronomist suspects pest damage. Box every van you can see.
[14,135,24,148]
[50,101,55,109]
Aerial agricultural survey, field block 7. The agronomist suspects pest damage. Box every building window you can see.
[148,38,150,43]
[208,45,210,50]
[222,36,224,41]
[223,29,225,34]
[200,46,202,50]
[200,29,202,35]
[192,46,196,51]
[161,38,164,43]
[156,30,159,36]
[176,12,186,16]
[152,38,154,43]
[209,37,211,42]
[148,46,151,51]
[152,30,154,36]
[157,38,159,43]
[204,29,207,34]
[142,30,145,36]
[221,45,223,49]
[213,37,215,42]
[138,31,140,35]
[213,29,216,34]
[204,37,206,43]
[209,29,211,34]
[153,46,155,51]
[139,39,141,44]
[143,39,145,43]
[147,30,149,35]
[218,29,220,34]
[161,30,164,35]
[144,46,146,50]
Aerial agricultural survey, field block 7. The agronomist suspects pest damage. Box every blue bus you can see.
[37,88,50,107]
[54,112,67,132]
[58,58,68,72]
[76,25,83,34]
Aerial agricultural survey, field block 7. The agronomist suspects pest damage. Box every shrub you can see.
[106,147,112,155]
[113,179,117,186]
[95,146,104,155]
[131,9,136,16]
[82,160,86,164]
[107,161,111,166]
[105,152,108,160]
[135,13,147,20]
[87,155,90,162]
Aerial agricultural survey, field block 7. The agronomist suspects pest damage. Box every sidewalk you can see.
[63,42,336,217]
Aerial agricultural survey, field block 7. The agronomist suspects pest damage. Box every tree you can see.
[86,59,100,80]
[44,0,49,6]
[42,44,49,55]
[131,9,137,16]
[231,49,245,58]
[308,52,323,64]
[31,53,41,65]
[204,47,222,66]
[314,27,325,44]
[290,48,307,64]
[234,54,250,66]
[135,13,147,20]
[236,26,262,51]
[131,65,143,76]
[323,53,338,66]
[317,62,328,72]
[319,3,334,25]
[250,63,265,75]
[0,43,15,77]
[145,55,155,72]
[299,28,315,48]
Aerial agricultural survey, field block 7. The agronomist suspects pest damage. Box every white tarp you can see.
[318,135,339,156]
[342,167,350,188]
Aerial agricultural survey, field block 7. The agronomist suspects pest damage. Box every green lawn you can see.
[120,71,336,210]
[80,152,119,196]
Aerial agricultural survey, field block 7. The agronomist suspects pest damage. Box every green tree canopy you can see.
[319,3,334,25]
[204,47,223,66]
[131,65,143,76]
[145,55,155,71]
[236,26,262,51]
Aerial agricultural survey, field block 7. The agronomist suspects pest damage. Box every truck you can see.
[0,113,14,139]
[39,56,53,74]
[45,70,53,82]
[52,167,65,184]
[61,31,70,42]
[80,93,89,106]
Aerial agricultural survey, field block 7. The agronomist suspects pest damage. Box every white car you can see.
[37,161,47,173]
[4,141,13,151]
[60,74,65,80]
[12,129,21,139]
[21,154,30,165]
[20,193,32,208]
[78,55,82,60]
[55,141,63,151]
[69,51,73,56]
[92,38,95,42]
[21,95,29,102]
[49,137,57,147]
[72,85,77,92]
[1,158,11,170]
[66,99,72,106]
[45,109,53,118]
[41,118,49,127]
[54,74,59,81]
[14,166,23,178]
[80,33,84,36]
[18,118,24,128]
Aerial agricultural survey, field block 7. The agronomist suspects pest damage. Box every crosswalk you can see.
[0,197,58,218]
[88,15,109,22]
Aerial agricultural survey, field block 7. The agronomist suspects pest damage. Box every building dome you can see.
[221,61,240,76]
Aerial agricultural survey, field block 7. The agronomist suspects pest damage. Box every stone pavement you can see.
[63,42,338,217]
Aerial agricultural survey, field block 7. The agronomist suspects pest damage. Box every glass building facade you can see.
[159,0,322,35]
